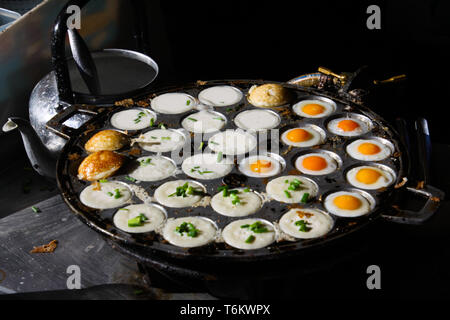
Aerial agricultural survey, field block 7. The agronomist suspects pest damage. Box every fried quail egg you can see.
[292,99,335,118]
[151,93,196,114]
[247,84,291,108]
[211,188,262,217]
[113,203,166,233]
[198,86,243,107]
[80,181,132,209]
[138,129,186,153]
[295,153,338,176]
[324,191,373,217]
[346,139,393,161]
[182,153,234,180]
[162,217,218,248]
[208,129,257,155]
[346,166,395,190]
[266,176,318,203]
[222,218,276,250]
[281,126,324,147]
[129,156,176,182]
[181,110,226,133]
[279,208,333,239]
[239,155,282,178]
[234,109,280,131]
[327,116,371,137]
[154,180,206,208]
[110,109,156,130]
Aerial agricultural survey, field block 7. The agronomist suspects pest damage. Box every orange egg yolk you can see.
[302,103,325,116]
[333,195,362,210]
[355,168,381,184]
[337,120,360,132]
[286,129,311,142]
[250,160,272,173]
[357,143,381,155]
[302,156,327,171]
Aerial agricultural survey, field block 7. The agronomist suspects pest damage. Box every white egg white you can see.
[138,129,185,153]
[346,166,394,190]
[279,208,333,239]
[324,191,372,217]
[234,109,280,131]
[295,153,338,176]
[239,155,282,178]
[346,139,392,161]
[80,182,132,209]
[110,109,156,131]
[129,156,176,182]
[281,126,323,147]
[211,188,262,217]
[327,117,370,137]
[198,86,243,107]
[162,217,217,248]
[266,176,318,203]
[222,218,276,250]
[151,93,196,114]
[292,99,335,118]
[181,110,226,133]
[182,153,233,180]
[154,180,206,208]
[208,129,257,155]
[113,203,166,233]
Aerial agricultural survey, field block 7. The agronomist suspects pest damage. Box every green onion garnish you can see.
[240,224,250,228]
[295,220,311,232]
[127,214,148,227]
[175,222,199,237]
[114,189,123,199]
[217,152,223,163]
[209,141,219,145]
[186,100,191,106]
[150,118,155,127]
[187,117,197,122]
[31,206,40,213]
[161,137,171,140]
[213,117,225,121]
[243,188,250,192]
[245,235,256,244]
[107,192,113,197]
[301,193,310,203]
[284,190,292,198]
[140,158,155,166]
[125,176,136,182]
[99,179,108,183]
[198,142,204,150]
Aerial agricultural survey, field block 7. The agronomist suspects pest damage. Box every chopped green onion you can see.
[99,179,108,183]
[151,136,157,139]
[31,206,40,213]
[209,141,219,145]
[128,214,148,227]
[198,142,204,150]
[140,158,155,166]
[107,192,113,197]
[125,176,136,182]
[217,152,223,163]
[213,117,225,121]
[187,117,197,122]
[240,224,250,228]
[119,208,130,211]
[245,235,256,244]
[295,220,311,232]
[114,189,123,199]
[301,193,310,203]
[249,221,269,233]
[186,100,191,106]
[150,118,155,127]
[243,188,250,192]
[226,108,233,112]
[161,137,171,140]
[159,123,166,129]
[284,190,292,198]
[175,222,199,237]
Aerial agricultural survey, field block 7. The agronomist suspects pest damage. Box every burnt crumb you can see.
[196,80,207,86]
[136,100,150,107]
[30,240,58,253]
[115,98,134,107]
[68,153,80,161]
[431,197,441,202]
[416,181,425,190]
[128,148,142,156]
[393,151,401,158]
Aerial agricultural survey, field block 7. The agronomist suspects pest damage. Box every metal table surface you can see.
[0,144,449,299]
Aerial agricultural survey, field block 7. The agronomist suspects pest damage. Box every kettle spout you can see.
[3,117,56,179]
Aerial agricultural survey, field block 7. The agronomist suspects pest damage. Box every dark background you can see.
[148,0,450,143]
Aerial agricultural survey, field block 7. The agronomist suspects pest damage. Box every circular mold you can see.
[234,109,281,131]
[325,113,374,137]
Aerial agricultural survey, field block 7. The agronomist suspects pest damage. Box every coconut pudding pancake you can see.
[208,129,257,156]
[292,99,335,118]
[162,217,217,248]
[113,203,166,233]
[295,152,339,176]
[247,83,291,108]
[84,130,129,153]
[346,165,395,190]
[80,181,132,209]
[77,151,124,181]
[151,92,196,114]
[198,85,243,107]
[181,110,226,133]
[281,126,324,148]
[154,180,206,208]
[234,109,280,131]
[110,109,157,131]
[327,116,371,137]
[346,138,393,161]
[238,155,282,178]
[279,208,333,239]
[137,129,185,153]
[324,191,373,217]
[211,187,262,217]
[266,176,318,203]
[129,156,176,182]
[181,153,233,180]
[222,218,276,250]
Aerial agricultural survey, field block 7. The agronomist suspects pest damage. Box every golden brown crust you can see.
[84,130,128,153]
[248,84,291,108]
[30,240,58,253]
[77,151,124,181]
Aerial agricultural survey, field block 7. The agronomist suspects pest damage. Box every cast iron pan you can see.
[52,79,443,263]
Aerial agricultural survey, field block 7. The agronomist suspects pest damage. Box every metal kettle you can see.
[2,0,158,178]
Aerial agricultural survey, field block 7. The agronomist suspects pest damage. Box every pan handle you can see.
[45,105,102,140]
